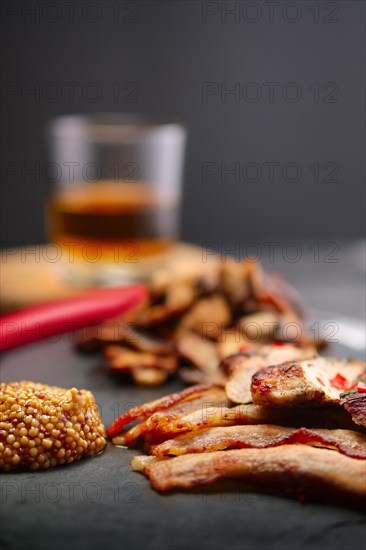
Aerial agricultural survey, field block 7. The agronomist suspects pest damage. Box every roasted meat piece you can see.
[251,357,365,407]
[223,343,317,404]
[341,390,366,428]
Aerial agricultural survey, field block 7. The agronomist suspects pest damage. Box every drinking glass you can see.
[46,113,186,286]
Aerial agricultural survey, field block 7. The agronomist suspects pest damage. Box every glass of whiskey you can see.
[46,113,186,286]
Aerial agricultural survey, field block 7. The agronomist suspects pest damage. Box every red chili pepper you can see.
[329,373,348,390]
[272,342,286,347]
[0,285,147,352]
[356,381,366,393]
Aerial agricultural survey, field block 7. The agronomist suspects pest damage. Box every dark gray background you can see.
[1,0,365,247]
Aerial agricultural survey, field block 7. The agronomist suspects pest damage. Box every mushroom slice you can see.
[74,320,173,355]
[165,277,198,311]
[216,330,254,359]
[177,332,225,384]
[105,346,178,373]
[134,304,184,329]
[219,259,252,307]
[237,311,280,342]
[180,294,232,338]
[131,368,168,386]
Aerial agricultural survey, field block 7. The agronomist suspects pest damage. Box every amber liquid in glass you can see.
[48,182,174,263]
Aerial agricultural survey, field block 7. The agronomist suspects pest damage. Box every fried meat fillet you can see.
[133,445,366,502]
[150,424,366,459]
[107,384,229,441]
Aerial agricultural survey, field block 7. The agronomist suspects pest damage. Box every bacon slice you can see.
[224,344,316,404]
[341,391,366,428]
[150,425,366,459]
[142,403,360,444]
[141,445,366,501]
[251,357,365,407]
[110,385,362,445]
[106,384,220,437]
[131,455,163,471]
[113,387,230,446]
[107,384,228,440]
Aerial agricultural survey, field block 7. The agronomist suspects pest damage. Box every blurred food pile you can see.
[76,257,324,386]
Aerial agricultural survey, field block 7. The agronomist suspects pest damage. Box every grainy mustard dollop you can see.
[0,381,106,471]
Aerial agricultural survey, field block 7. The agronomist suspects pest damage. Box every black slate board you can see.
[1,337,365,550]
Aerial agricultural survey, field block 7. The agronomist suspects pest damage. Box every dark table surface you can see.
[1,242,365,550]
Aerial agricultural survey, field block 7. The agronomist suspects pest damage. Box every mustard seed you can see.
[0,381,106,471]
